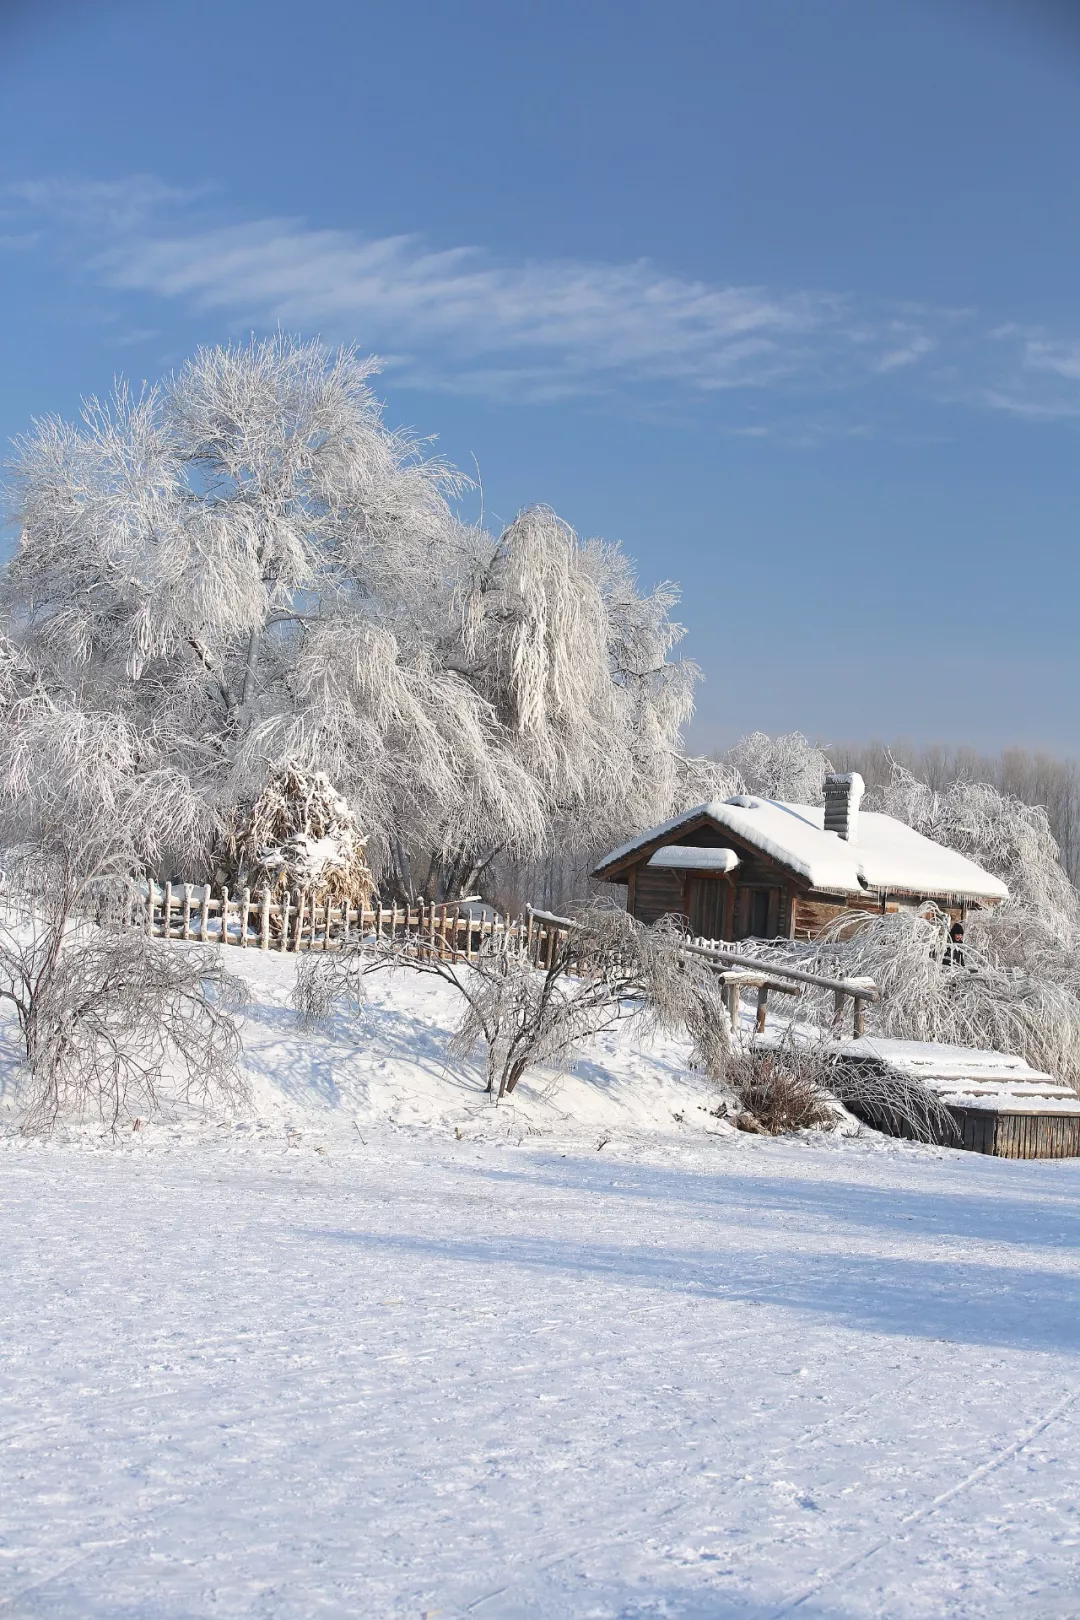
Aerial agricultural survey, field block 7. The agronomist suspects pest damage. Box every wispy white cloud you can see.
[873,332,936,373]
[0,175,901,403]
[975,387,1080,421]
[8,173,1080,424]
[90,218,848,398]
[7,175,206,235]
[951,330,1080,419]
[1024,337,1080,382]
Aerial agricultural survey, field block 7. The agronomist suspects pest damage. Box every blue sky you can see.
[2,0,1080,753]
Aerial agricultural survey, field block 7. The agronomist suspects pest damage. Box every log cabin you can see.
[592,773,1009,942]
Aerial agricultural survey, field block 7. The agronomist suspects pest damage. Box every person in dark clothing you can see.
[945,920,965,968]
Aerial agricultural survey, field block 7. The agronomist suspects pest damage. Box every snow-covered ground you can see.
[3,951,1080,1617]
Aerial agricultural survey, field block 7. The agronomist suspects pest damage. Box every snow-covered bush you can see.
[4,338,700,901]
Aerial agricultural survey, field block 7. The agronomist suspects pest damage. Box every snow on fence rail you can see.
[138,883,572,967]
[134,888,876,1039]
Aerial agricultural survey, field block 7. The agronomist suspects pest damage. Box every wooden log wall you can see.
[948,1104,1080,1160]
[791,894,883,941]
[631,866,684,926]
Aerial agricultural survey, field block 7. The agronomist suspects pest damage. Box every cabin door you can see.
[687,877,727,942]
[734,886,781,940]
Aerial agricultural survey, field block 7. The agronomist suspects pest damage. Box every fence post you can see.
[280,893,291,952]
[293,890,307,952]
[853,996,867,1039]
[260,888,271,951]
[163,881,173,942]
[146,881,155,939]
[726,978,740,1031]
[238,887,249,947]
[181,883,192,941]
[200,884,211,942]
[219,885,230,947]
[756,984,769,1034]
[832,989,847,1031]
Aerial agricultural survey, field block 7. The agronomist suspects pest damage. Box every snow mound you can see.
[223,949,735,1146]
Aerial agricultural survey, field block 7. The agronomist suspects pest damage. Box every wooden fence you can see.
[140,883,571,967]
[138,886,876,1038]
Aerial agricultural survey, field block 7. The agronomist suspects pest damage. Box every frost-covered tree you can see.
[872,765,1079,932]
[294,906,734,1100]
[3,336,700,900]
[723,731,832,805]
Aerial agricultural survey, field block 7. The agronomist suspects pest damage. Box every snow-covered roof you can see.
[596,798,1009,902]
[647,845,740,874]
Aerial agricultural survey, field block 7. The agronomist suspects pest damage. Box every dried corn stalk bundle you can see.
[228,767,375,906]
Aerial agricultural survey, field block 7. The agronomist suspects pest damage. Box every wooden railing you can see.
[683,937,878,1039]
[527,909,879,1040]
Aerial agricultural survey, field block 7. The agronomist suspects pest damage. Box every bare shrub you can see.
[295,909,641,1100]
[294,904,734,1102]
[725,1042,835,1134]
[722,1029,956,1144]
[0,720,246,1134]
[293,946,373,1029]
[2,907,247,1133]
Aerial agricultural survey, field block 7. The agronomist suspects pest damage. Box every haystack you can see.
[228,767,376,906]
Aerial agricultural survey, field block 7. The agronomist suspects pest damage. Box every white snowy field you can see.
[2,953,1080,1617]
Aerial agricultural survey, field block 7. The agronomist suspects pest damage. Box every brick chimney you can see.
[823,772,865,842]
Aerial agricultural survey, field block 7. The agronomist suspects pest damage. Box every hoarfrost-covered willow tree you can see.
[3,335,701,899]
[722,731,832,805]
